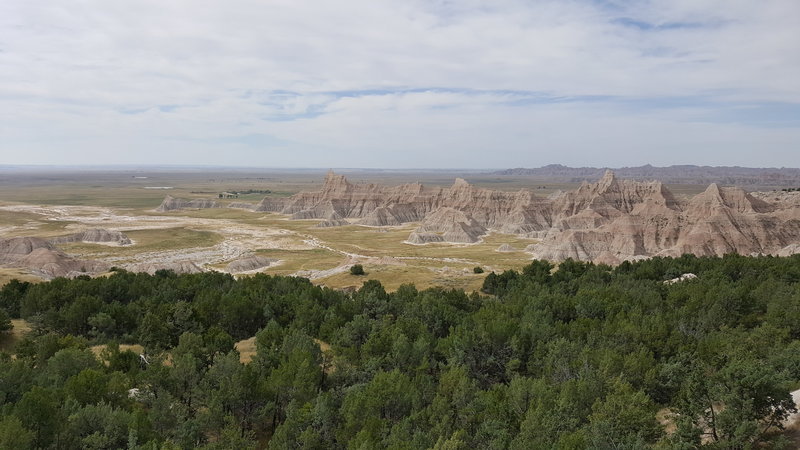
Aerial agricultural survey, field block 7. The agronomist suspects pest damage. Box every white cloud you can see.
[0,0,798,167]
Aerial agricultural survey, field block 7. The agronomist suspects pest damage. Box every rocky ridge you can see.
[50,228,132,246]
[156,196,220,212]
[158,170,800,264]
[225,256,278,273]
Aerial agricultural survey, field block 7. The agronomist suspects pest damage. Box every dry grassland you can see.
[0,319,32,354]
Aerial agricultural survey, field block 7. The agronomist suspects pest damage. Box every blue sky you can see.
[1,0,799,168]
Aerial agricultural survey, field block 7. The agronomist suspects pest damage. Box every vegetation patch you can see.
[0,256,799,448]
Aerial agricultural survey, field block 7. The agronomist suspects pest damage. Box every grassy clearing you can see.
[235,337,257,364]
[90,344,145,359]
[0,208,75,237]
[0,184,168,208]
[160,208,263,221]
[235,336,332,366]
[250,248,346,275]
[59,227,224,257]
[0,268,40,287]
[123,227,223,251]
[317,263,487,292]
[0,319,32,354]
[0,209,48,227]
[256,215,536,264]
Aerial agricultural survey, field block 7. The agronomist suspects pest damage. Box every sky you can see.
[1,0,799,169]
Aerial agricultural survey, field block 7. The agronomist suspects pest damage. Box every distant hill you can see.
[493,164,800,187]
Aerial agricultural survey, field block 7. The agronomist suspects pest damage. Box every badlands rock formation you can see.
[158,170,800,264]
[126,261,204,275]
[412,207,487,243]
[156,196,220,212]
[50,228,132,246]
[532,172,800,264]
[225,256,278,273]
[0,237,108,279]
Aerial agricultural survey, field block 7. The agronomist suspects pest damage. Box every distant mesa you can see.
[156,170,800,264]
[156,195,220,212]
[155,195,258,212]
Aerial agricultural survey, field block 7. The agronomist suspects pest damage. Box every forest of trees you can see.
[1,254,800,449]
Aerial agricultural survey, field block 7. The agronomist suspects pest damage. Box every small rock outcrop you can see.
[664,273,698,284]
[126,261,204,275]
[156,196,219,212]
[406,232,445,244]
[50,229,132,246]
[496,244,516,252]
[225,256,278,273]
[315,218,350,228]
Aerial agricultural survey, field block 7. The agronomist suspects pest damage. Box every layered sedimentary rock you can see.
[412,207,488,243]
[406,232,445,244]
[225,256,278,273]
[156,196,220,212]
[156,197,258,212]
[50,228,132,246]
[126,261,204,275]
[157,170,800,264]
[253,171,550,236]
[0,236,108,278]
[529,172,800,264]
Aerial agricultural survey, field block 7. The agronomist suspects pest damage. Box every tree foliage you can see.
[0,255,798,448]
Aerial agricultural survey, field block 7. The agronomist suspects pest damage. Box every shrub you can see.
[473,266,484,274]
[350,264,365,276]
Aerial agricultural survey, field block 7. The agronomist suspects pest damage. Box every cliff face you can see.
[157,170,800,264]
[529,172,800,264]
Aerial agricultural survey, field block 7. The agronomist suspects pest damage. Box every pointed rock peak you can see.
[596,169,617,191]
[322,170,350,189]
[700,183,724,201]
[690,183,726,208]
[324,169,342,182]
[453,177,470,187]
